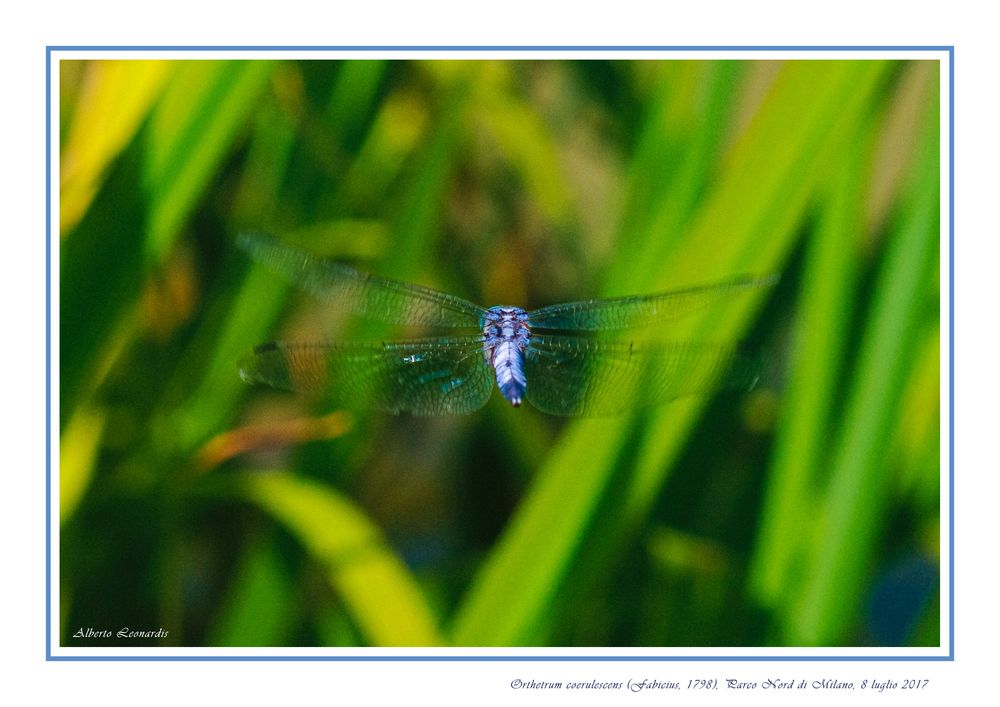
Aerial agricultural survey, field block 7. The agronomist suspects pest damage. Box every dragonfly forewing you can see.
[238,233,488,328]
[526,274,778,330]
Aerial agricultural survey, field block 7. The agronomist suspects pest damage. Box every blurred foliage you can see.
[57,58,941,649]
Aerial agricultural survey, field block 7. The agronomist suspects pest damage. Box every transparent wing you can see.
[526,274,778,330]
[239,233,488,328]
[524,335,761,417]
[240,336,494,416]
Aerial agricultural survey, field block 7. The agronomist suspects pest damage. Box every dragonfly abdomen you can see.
[483,306,531,407]
[492,340,527,406]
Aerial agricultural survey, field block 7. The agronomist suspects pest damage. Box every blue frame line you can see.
[46,44,955,662]
[948,46,955,658]
[47,44,953,53]
[45,46,53,662]
[46,654,949,662]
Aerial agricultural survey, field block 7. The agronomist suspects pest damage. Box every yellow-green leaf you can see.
[240,472,444,647]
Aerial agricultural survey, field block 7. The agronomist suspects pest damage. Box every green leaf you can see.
[451,60,894,647]
[207,536,296,646]
[59,144,148,427]
[788,82,939,645]
[144,61,275,262]
[748,108,871,608]
[239,472,444,646]
[61,60,173,233]
[59,405,106,524]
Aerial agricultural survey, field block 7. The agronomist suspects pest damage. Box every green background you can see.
[58,58,941,648]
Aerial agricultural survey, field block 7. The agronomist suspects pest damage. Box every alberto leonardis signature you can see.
[72,627,169,639]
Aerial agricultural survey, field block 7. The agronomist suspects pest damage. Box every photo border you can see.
[46,44,954,662]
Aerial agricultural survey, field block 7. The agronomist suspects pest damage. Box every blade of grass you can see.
[144,61,274,263]
[239,472,444,646]
[207,536,296,646]
[575,62,897,648]
[172,266,298,452]
[748,113,871,608]
[893,325,940,507]
[473,62,573,225]
[335,87,430,218]
[59,405,106,523]
[451,61,893,646]
[325,60,389,150]
[169,63,396,454]
[382,67,471,278]
[59,144,148,426]
[61,61,274,428]
[788,85,939,645]
[61,60,173,234]
[167,91,304,453]
[609,61,743,291]
[614,62,893,525]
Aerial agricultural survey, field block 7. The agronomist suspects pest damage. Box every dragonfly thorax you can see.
[483,306,531,407]
[482,306,530,342]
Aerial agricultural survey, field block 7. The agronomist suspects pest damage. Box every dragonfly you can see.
[238,233,776,417]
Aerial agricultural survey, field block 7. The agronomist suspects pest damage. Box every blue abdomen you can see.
[493,340,527,407]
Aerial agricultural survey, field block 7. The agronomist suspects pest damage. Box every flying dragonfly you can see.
[237,233,777,417]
